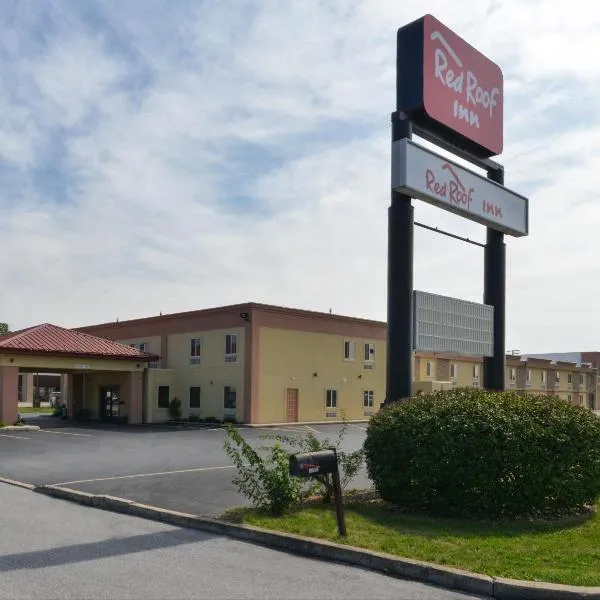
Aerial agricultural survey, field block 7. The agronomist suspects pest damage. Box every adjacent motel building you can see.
[4,303,597,426]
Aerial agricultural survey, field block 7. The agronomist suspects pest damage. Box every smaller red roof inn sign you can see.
[397,14,504,158]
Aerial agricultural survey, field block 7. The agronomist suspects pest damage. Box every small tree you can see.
[0,323,9,336]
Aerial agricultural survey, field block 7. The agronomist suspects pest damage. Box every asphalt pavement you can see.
[0,483,485,599]
[0,418,370,516]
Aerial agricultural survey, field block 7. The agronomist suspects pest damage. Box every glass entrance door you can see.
[100,386,121,420]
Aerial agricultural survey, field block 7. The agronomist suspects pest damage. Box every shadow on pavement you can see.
[0,528,215,572]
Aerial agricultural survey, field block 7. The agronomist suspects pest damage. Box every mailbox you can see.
[289,449,337,478]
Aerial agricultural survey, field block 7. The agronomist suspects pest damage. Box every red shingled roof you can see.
[0,323,159,361]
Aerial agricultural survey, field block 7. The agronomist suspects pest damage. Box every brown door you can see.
[286,388,299,422]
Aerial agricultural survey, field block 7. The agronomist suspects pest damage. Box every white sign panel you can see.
[392,139,528,237]
[413,290,493,357]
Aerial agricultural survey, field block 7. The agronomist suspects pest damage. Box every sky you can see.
[1,0,599,353]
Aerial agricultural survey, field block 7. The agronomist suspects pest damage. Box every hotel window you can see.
[510,368,516,381]
[541,371,546,383]
[526,369,532,382]
[579,394,584,405]
[157,385,170,409]
[326,389,338,409]
[225,334,238,362]
[363,390,374,408]
[568,373,572,384]
[472,365,480,379]
[555,371,560,381]
[190,338,202,364]
[580,374,585,385]
[189,386,201,409]
[364,343,375,362]
[131,342,149,352]
[426,362,433,377]
[450,363,457,379]
[344,341,356,360]
[224,386,237,410]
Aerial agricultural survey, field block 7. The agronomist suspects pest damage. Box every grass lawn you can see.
[17,407,54,414]
[225,497,600,587]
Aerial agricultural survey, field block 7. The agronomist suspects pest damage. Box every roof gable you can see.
[0,323,158,361]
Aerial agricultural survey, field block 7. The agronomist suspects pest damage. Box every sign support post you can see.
[386,112,414,404]
[484,167,506,391]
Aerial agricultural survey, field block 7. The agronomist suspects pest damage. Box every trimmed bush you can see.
[364,388,600,519]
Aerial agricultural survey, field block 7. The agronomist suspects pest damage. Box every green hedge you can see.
[364,388,600,519]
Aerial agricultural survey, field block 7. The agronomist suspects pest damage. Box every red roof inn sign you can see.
[392,139,528,236]
[386,14,530,405]
[397,14,503,157]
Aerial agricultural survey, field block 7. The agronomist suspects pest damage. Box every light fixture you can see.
[240,312,250,322]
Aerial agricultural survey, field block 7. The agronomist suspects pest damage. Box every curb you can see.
[31,484,600,600]
[1,425,41,431]
[0,476,35,490]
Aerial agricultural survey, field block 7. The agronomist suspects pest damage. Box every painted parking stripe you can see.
[349,424,367,431]
[52,465,235,486]
[0,433,30,440]
[39,430,92,437]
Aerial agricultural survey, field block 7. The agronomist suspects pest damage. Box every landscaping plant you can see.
[264,420,365,503]
[364,388,600,519]
[223,425,304,515]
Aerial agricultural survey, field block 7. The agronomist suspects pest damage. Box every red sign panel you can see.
[422,14,503,156]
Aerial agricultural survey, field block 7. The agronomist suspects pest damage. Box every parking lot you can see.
[0,417,369,516]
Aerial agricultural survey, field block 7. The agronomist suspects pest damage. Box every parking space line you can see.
[303,426,322,434]
[38,430,92,437]
[52,465,235,486]
[0,433,30,440]
[349,424,367,431]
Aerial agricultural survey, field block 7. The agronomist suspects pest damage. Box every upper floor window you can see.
[450,363,457,379]
[131,342,148,352]
[426,362,433,378]
[509,368,516,381]
[472,365,480,379]
[344,341,356,361]
[364,343,375,362]
[568,373,573,384]
[190,338,202,364]
[225,334,238,362]
[526,369,532,382]
[541,371,546,383]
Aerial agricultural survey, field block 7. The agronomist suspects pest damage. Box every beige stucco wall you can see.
[257,327,383,424]
[117,335,162,359]
[161,327,245,422]
[145,368,178,423]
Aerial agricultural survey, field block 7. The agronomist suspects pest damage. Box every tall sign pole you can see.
[484,167,506,391]
[386,113,414,403]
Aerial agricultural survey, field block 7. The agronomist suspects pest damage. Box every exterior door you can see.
[99,386,121,420]
[286,388,299,422]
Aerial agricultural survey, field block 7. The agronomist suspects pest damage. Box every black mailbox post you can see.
[289,448,347,537]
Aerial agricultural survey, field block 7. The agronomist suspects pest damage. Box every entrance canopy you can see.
[0,323,160,425]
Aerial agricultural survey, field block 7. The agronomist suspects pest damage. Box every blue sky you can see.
[1,0,600,352]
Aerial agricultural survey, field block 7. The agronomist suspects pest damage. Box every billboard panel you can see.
[396,14,504,158]
[413,290,494,357]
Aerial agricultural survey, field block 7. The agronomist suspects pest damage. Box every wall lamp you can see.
[240,312,250,322]
[313,372,318,377]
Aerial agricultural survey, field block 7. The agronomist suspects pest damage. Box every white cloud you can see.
[1,0,600,353]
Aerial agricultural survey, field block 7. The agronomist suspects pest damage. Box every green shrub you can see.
[168,397,182,420]
[223,425,304,515]
[364,388,600,519]
[263,420,365,503]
